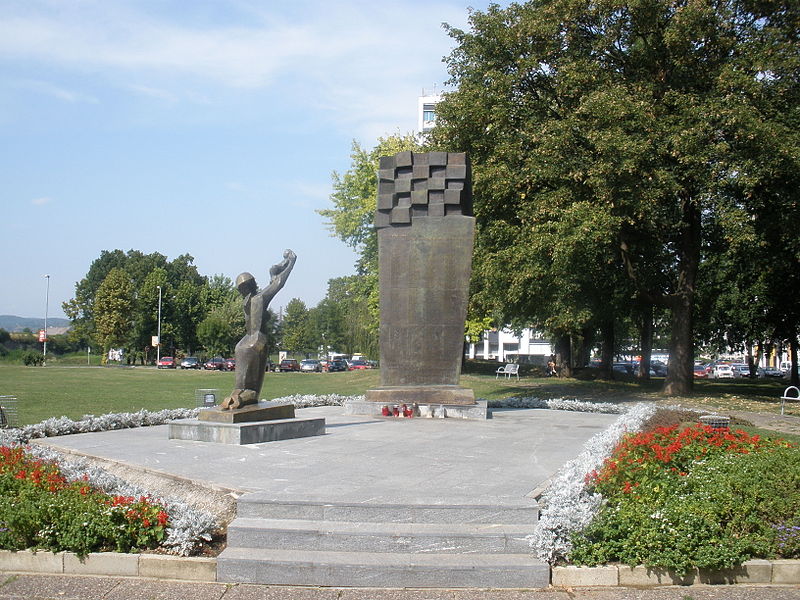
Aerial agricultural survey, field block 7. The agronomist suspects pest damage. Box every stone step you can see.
[236,495,539,524]
[217,546,550,588]
[227,517,535,554]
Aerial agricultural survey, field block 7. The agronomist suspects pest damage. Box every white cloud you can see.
[31,197,52,206]
[0,0,471,136]
[126,84,179,103]
[15,79,98,103]
[286,181,332,203]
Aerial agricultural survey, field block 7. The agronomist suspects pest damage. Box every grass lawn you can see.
[0,364,796,425]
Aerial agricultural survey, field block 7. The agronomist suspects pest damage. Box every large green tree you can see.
[280,298,314,356]
[93,268,134,357]
[432,0,799,394]
[64,249,213,359]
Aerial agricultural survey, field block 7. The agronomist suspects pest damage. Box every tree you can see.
[317,134,425,358]
[93,268,134,356]
[432,0,799,394]
[64,249,212,358]
[280,298,313,356]
[197,299,247,358]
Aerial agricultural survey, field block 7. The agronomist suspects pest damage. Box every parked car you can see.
[348,359,370,370]
[763,366,785,378]
[650,361,668,377]
[225,358,236,371]
[612,362,634,375]
[693,364,708,378]
[204,357,227,371]
[711,364,734,379]
[327,359,348,372]
[731,364,752,378]
[157,356,175,369]
[300,359,321,372]
[278,359,300,372]
[180,357,201,370]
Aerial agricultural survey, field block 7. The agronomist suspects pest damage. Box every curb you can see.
[1,551,798,587]
[0,550,216,582]
[553,559,800,587]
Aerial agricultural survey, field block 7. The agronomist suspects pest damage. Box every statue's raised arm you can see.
[221,249,297,410]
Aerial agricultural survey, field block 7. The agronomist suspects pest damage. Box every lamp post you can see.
[43,274,50,366]
[156,285,162,366]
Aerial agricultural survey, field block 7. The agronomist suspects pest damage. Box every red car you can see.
[204,357,227,371]
[225,358,236,371]
[157,356,175,369]
[693,365,708,378]
[278,359,300,372]
[348,360,369,370]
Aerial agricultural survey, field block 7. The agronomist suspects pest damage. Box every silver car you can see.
[300,359,321,372]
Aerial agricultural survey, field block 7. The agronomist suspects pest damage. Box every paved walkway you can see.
[0,574,798,599]
[36,406,620,507]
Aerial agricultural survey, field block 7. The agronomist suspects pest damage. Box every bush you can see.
[22,351,44,366]
[0,446,168,556]
[570,425,799,573]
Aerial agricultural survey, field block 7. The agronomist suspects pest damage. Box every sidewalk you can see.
[0,573,798,599]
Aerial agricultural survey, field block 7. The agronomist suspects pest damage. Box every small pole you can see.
[156,285,162,366]
[43,274,50,366]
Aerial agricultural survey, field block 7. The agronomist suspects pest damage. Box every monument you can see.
[169,250,326,444]
[346,151,487,419]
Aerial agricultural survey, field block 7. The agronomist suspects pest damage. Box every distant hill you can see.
[0,315,72,333]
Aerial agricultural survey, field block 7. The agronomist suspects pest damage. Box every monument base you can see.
[198,401,295,423]
[169,417,325,445]
[365,385,476,406]
[346,397,489,421]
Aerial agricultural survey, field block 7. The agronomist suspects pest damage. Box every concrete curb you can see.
[0,550,216,582]
[1,550,798,588]
[553,559,800,587]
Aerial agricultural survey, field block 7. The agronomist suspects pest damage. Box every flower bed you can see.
[569,423,800,573]
[0,446,169,557]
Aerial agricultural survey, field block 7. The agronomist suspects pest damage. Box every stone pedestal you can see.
[169,400,324,445]
[198,401,295,423]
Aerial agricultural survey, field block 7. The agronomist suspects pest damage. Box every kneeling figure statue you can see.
[221,249,296,410]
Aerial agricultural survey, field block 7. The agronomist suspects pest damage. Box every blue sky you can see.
[1,0,501,320]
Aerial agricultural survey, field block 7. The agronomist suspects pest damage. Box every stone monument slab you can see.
[351,151,483,418]
[198,401,295,424]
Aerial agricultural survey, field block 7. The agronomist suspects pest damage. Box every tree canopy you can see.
[431,0,800,392]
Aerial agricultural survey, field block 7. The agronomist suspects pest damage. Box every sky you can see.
[1,0,503,321]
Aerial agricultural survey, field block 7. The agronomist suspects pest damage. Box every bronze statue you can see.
[221,250,296,410]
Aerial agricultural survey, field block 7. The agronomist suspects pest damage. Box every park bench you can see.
[495,363,520,380]
[781,386,799,416]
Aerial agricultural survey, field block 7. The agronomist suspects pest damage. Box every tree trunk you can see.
[638,303,653,380]
[662,194,700,396]
[600,320,614,379]
[554,334,572,377]
[664,294,694,395]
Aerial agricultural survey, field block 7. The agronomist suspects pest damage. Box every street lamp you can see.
[156,285,162,365]
[43,274,50,366]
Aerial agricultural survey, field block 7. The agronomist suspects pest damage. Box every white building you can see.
[467,328,554,365]
[417,90,442,133]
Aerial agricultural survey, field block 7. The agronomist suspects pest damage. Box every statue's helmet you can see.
[236,272,256,294]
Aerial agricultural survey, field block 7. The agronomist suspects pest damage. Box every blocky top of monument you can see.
[374,151,472,229]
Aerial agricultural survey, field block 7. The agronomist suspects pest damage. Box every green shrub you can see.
[0,446,168,556]
[571,425,799,573]
[22,351,44,366]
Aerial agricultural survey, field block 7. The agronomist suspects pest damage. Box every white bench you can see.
[495,363,520,380]
[781,386,799,415]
